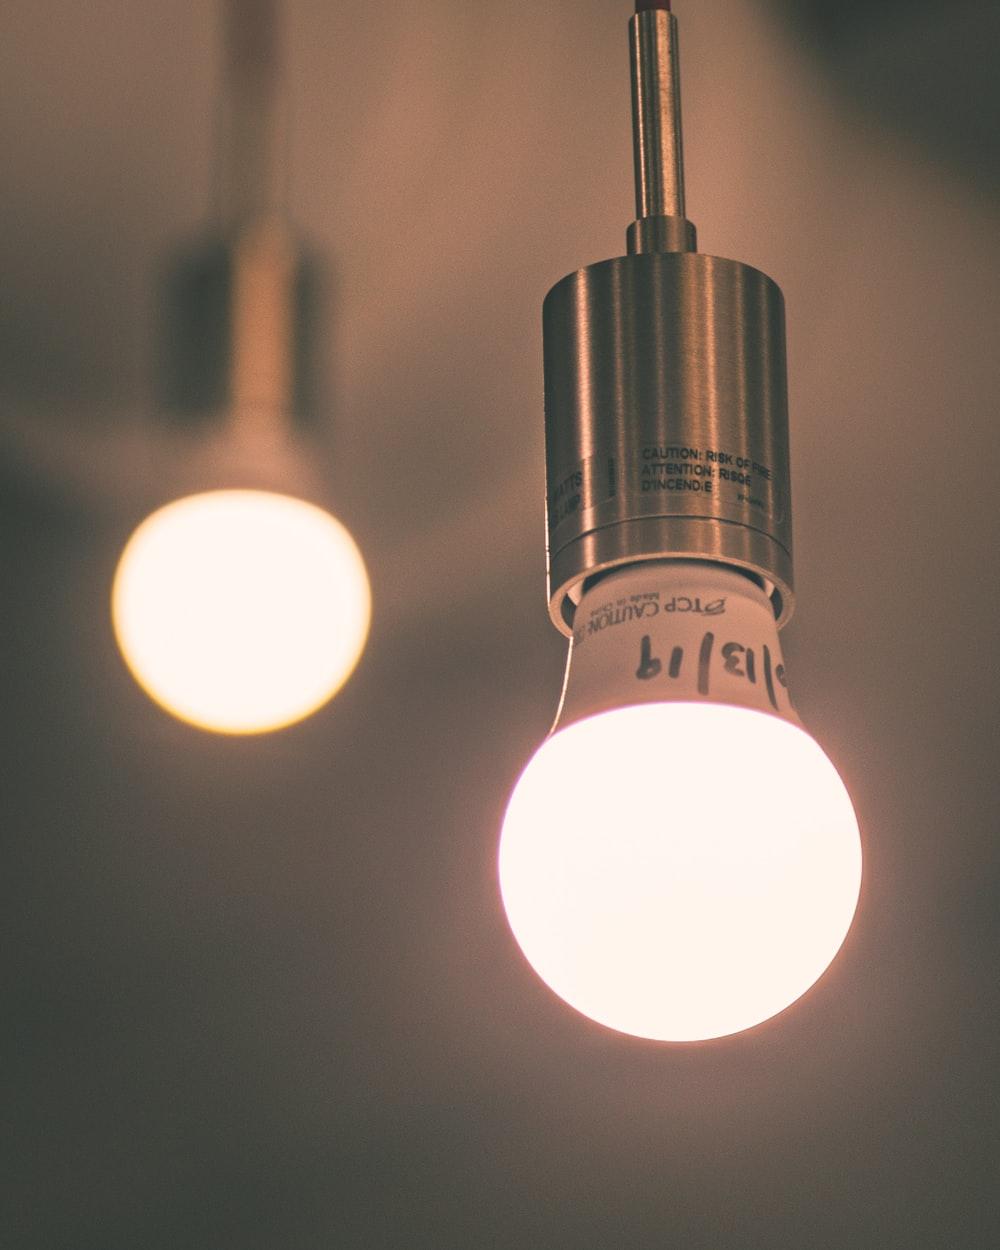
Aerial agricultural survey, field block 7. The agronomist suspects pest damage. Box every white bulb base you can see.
[556,560,797,733]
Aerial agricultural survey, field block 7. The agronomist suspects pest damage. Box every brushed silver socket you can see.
[544,250,794,635]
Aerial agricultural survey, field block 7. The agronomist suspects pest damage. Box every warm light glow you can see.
[499,703,862,1042]
[112,489,370,734]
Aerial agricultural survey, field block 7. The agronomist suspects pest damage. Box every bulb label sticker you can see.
[582,596,726,636]
[547,444,784,542]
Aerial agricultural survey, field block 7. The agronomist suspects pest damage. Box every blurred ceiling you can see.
[777,0,1000,195]
[2,2,998,1247]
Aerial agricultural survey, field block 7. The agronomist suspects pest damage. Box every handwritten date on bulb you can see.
[636,632,788,709]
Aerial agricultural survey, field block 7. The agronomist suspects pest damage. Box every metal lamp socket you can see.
[543,248,793,636]
[543,5,795,636]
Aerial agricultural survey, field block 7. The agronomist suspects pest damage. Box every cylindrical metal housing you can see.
[544,250,793,635]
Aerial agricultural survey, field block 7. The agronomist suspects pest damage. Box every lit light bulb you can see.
[499,562,861,1042]
[112,489,370,734]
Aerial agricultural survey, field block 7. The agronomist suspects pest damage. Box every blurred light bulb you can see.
[112,489,370,734]
[499,562,861,1042]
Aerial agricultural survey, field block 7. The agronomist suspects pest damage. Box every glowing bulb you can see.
[112,489,370,734]
[499,562,861,1042]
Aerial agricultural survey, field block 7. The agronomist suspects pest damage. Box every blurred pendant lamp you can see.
[111,0,370,735]
[498,1,862,1042]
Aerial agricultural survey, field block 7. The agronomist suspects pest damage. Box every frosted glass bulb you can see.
[112,489,370,734]
[499,562,862,1042]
